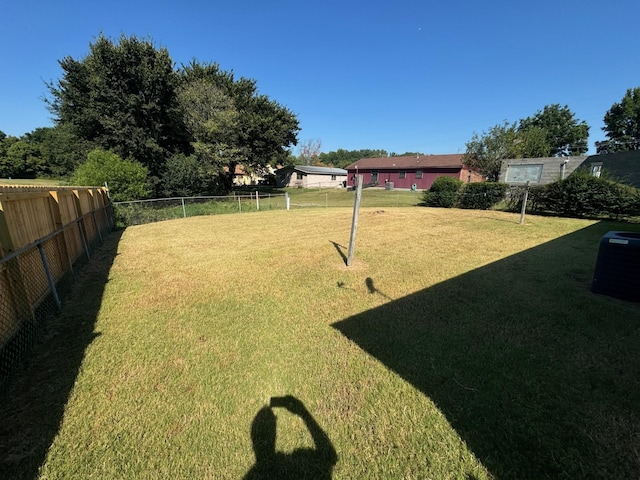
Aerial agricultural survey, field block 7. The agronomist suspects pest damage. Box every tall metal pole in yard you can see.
[519,181,530,225]
[347,175,363,266]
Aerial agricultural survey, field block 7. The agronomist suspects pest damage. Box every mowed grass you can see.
[2,208,639,479]
[287,187,422,208]
[0,178,66,186]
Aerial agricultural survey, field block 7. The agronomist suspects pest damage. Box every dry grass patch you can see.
[1,207,638,479]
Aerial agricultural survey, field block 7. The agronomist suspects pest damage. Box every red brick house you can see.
[345,154,484,190]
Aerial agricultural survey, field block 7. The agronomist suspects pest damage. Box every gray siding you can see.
[499,156,587,185]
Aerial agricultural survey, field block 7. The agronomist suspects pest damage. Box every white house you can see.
[275,165,348,188]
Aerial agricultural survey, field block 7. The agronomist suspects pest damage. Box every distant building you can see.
[344,154,483,190]
[275,165,348,188]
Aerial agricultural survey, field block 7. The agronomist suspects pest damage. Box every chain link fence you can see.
[114,193,288,226]
[113,189,429,227]
[0,205,113,389]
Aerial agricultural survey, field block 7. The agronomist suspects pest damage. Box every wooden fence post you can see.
[49,191,74,273]
[0,197,35,325]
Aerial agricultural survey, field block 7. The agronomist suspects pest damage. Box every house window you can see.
[296,172,303,180]
[399,171,406,179]
[331,175,336,181]
[591,163,602,178]
[371,171,379,184]
[415,170,423,179]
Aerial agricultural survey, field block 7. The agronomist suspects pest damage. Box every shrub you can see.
[458,182,508,210]
[527,170,640,219]
[72,149,151,202]
[422,176,463,207]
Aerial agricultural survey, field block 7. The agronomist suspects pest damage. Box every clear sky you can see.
[2,0,639,155]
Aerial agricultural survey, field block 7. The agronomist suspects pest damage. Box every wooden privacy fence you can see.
[0,185,113,382]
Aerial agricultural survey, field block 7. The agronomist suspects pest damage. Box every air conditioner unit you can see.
[592,231,640,302]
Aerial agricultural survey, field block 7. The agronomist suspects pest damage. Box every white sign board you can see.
[505,164,543,184]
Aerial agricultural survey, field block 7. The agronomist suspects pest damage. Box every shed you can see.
[499,156,587,185]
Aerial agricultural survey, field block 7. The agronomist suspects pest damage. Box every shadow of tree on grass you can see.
[0,231,123,480]
[333,221,640,479]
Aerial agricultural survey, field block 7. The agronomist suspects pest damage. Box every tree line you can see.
[288,139,423,169]
[2,34,300,199]
[1,32,639,197]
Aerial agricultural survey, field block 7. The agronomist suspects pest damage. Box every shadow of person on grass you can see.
[244,395,337,480]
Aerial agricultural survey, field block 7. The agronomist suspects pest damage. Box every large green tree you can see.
[518,104,589,156]
[46,34,189,186]
[462,122,550,181]
[46,35,298,195]
[597,87,640,154]
[175,61,299,192]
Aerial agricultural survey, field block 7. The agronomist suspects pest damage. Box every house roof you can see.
[279,165,347,176]
[345,154,465,170]
[578,151,640,188]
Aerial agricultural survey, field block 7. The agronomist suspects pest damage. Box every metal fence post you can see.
[181,198,187,218]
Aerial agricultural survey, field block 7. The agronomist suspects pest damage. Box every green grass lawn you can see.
[1,208,638,479]
[286,186,422,208]
[0,178,66,186]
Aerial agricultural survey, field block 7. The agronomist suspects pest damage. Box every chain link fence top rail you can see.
[0,186,113,389]
[112,188,431,227]
[113,192,289,226]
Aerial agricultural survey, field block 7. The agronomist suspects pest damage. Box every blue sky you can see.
[2,0,639,155]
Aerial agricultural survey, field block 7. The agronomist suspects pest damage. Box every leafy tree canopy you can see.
[45,36,299,195]
[47,34,190,184]
[518,104,589,156]
[597,87,640,154]
[0,125,89,179]
[175,61,299,192]
[464,104,589,181]
[462,121,548,181]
